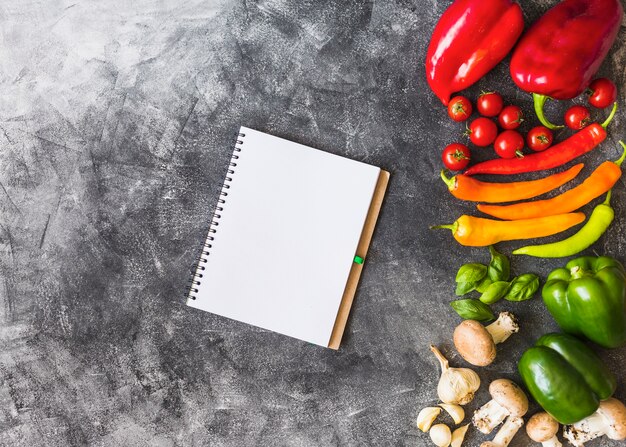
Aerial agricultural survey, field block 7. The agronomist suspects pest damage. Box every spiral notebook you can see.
[187,127,389,349]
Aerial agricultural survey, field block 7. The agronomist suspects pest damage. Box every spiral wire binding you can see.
[186,131,246,301]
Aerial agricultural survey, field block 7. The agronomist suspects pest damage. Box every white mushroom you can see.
[480,416,524,447]
[453,312,519,366]
[527,412,562,447]
[563,398,626,446]
[472,379,528,434]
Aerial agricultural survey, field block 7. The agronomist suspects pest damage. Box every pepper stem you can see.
[533,93,564,130]
[440,170,457,190]
[430,222,459,234]
[570,265,586,280]
[601,102,618,129]
[615,141,626,167]
[603,190,612,206]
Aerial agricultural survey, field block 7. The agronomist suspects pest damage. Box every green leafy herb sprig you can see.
[450,246,540,321]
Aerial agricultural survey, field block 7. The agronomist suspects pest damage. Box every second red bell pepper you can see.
[426,0,524,106]
[509,0,623,129]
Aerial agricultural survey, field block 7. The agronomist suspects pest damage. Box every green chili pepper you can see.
[513,141,626,258]
[513,191,613,258]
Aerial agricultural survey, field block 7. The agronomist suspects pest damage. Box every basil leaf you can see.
[456,263,488,284]
[488,246,510,282]
[505,273,540,302]
[479,281,510,304]
[450,299,495,322]
[475,277,493,293]
[456,281,477,296]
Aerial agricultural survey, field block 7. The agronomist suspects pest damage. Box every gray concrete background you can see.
[1,0,625,445]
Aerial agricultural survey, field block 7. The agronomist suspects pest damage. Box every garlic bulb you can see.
[430,345,480,405]
[430,423,452,447]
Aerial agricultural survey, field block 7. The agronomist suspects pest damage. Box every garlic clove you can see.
[430,423,452,447]
[440,403,465,424]
[451,424,470,447]
[417,407,442,432]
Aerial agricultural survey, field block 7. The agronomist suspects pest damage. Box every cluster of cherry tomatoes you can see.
[441,78,618,171]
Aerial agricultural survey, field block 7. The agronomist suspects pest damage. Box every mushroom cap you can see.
[453,320,496,367]
[480,442,498,447]
[488,379,529,417]
[598,398,626,440]
[526,412,559,442]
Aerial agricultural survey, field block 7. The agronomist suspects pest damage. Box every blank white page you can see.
[187,127,381,347]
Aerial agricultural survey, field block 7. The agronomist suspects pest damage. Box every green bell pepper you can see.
[542,255,626,348]
[518,333,617,424]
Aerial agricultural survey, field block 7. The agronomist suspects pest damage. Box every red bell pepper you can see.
[426,0,524,106]
[510,0,623,129]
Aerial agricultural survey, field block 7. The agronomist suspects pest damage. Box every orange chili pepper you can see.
[431,212,585,247]
[478,148,626,220]
[440,164,583,203]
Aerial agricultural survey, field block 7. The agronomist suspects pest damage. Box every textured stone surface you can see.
[1,0,625,445]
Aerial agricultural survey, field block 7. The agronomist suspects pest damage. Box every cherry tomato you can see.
[498,105,524,130]
[588,78,617,109]
[467,118,498,147]
[442,143,471,170]
[526,126,554,152]
[448,96,473,122]
[494,130,524,159]
[564,105,591,130]
[477,92,504,117]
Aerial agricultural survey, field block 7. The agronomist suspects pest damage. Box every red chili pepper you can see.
[426,0,524,106]
[510,0,623,129]
[464,104,617,176]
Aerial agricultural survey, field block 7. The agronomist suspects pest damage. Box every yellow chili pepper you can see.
[431,212,585,247]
